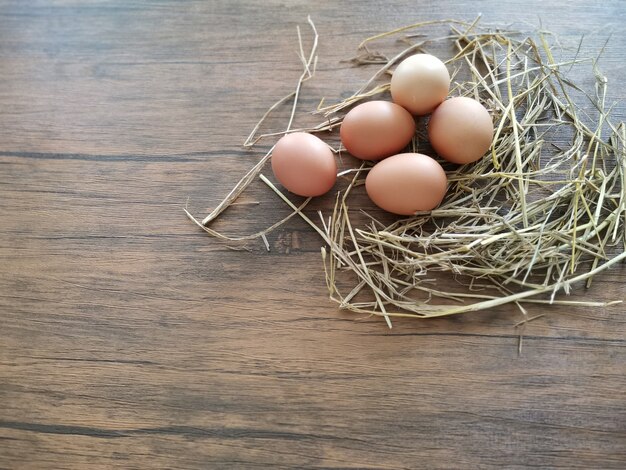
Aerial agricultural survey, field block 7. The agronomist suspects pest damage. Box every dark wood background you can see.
[1,1,625,468]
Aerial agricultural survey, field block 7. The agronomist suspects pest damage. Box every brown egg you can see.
[271,132,336,197]
[391,54,450,115]
[428,97,494,164]
[340,101,416,160]
[365,153,447,215]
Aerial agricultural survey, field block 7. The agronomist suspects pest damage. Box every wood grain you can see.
[1,1,625,469]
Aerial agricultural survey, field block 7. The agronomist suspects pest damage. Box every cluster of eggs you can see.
[271,53,494,215]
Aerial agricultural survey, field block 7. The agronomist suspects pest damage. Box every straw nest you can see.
[187,17,625,327]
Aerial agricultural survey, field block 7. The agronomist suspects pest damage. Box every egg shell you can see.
[340,101,416,160]
[365,153,447,215]
[391,54,450,115]
[271,132,336,197]
[428,97,494,164]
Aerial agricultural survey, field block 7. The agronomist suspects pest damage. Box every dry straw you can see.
[186,17,625,327]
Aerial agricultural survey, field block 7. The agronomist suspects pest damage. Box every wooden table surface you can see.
[1,1,625,468]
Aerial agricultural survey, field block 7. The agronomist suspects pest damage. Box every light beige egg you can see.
[391,54,450,115]
[365,153,447,215]
[340,101,416,160]
[271,132,336,197]
[428,97,494,164]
